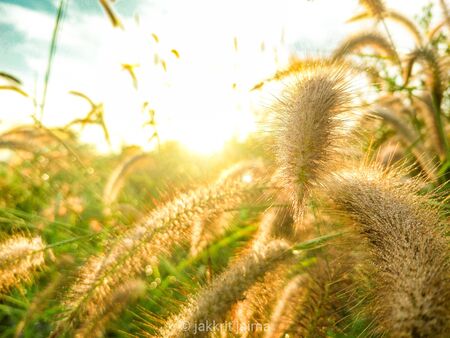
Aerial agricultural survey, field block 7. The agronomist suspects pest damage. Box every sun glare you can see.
[0,0,293,155]
[80,24,285,154]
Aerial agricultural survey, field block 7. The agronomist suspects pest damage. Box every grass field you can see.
[0,0,449,337]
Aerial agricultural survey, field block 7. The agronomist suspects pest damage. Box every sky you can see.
[0,0,442,154]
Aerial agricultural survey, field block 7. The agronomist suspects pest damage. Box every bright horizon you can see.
[0,0,439,154]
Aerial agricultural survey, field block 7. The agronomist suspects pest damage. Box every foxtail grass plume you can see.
[190,159,265,256]
[15,272,64,338]
[0,71,22,85]
[332,31,396,61]
[54,169,263,336]
[272,60,357,224]
[230,261,292,337]
[359,0,385,18]
[427,20,446,41]
[413,95,446,159]
[74,280,146,338]
[264,275,307,338]
[326,165,450,337]
[286,253,356,337]
[265,246,357,337]
[348,10,423,45]
[403,47,448,158]
[0,236,45,292]
[157,240,292,338]
[251,58,312,91]
[371,107,437,181]
[0,85,29,97]
[253,205,297,251]
[403,47,445,108]
[103,152,152,208]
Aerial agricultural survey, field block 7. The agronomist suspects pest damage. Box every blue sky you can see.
[0,0,441,153]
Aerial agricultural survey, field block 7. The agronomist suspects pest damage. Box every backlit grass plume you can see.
[326,165,450,337]
[264,275,307,338]
[74,279,146,338]
[103,152,153,208]
[403,47,445,108]
[403,47,448,158]
[53,168,263,336]
[359,0,385,18]
[230,256,294,336]
[272,60,357,224]
[371,107,438,181]
[0,235,46,292]
[412,95,446,159]
[190,159,265,256]
[285,252,357,337]
[428,20,447,41]
[332,31,396,61]
[348,10,423,45]
[253,204,298,250]
[157,239,292,338]
[264,244,358,338]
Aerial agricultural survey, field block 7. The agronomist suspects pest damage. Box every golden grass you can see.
[326,165,450,336]
[0,236,46,292]
[271,60,357,225]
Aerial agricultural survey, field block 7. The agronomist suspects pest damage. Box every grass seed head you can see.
[158,240,292,338]
[326,165,450,337]
[0,236,45,292]
[272,60,358,225]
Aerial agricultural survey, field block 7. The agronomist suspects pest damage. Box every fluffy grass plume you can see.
[412,95,446,159]
[332,31,396,60]
[327,165,450,337]
[272,60,357,224]
[348,10,423,45]
[103,152,152,208]
[371,107,438,181]
[403,47,445,107]
[53,169,263,336]
[74,279,146,338]
[264,275,307,338]
[253,205,296,249]
[190,159,265,256]
[157,240,291,338]
[427,20,446,41]
[264,246,356,338]
[0,235,46,292]
[285,252,356,337]
[359,0,385,18]
[403,47,448,159]
[230,260,292,336]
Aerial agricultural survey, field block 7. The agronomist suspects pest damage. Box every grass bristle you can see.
[156,240,292,338]
[53,169,263,336]
[271,60,358,225]
[0,236,46,292]
[326,165,450,336]
[332,31,396,60]
[359,0,386,18]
